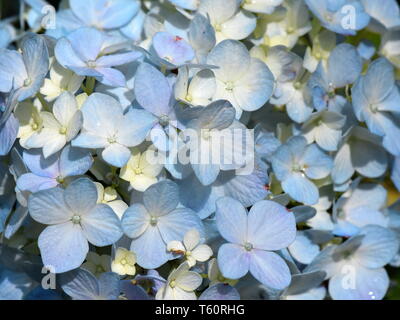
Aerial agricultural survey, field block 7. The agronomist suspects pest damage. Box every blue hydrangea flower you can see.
[216,197,296,290]
[207,40,275,118]
[72,93,156,168]
[332,126,388,185]
[134,62,181,151]
[301,110,346,151]
[306,225,399,300]
[308,43,362,111]
[333,180,388,237]
[28,178,123,273]
[271,136,333,205]
[122,180,204,269]
[0,33,49,102]
[182,100,247,186]
[55,27,142,87]
[151,32,195,69]
[352,58,400,156]
[17,145,93,193]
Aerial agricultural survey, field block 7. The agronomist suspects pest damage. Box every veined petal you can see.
[38,223,88,273]
[215,197,247,244]
[247,200,296,250]
[249,250,291,290]
[28,187,72,224]
[81,204,123,246]
[217,243,250,280]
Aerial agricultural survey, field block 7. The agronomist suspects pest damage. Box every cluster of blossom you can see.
[0,0,400,301]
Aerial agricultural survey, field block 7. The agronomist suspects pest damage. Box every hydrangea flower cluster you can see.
[1,0,400,301]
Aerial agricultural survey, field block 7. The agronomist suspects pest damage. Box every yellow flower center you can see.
[87,60,97,68]
[59,127,67,135]
[24,78,32,87]
[225,81,234,91]
[71,215,81,224]
[150,216,158,226]
[244,242,253,251]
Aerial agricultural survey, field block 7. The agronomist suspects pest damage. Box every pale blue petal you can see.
[302,144,333,180]
[392,157,400,191]
[80,93,123,131]
[157,208,204,244]
[0,115,19,156]
[327,44,362,88]
[282,173,319,205]
[233,58,274,112]
[351,139,388,179]
[249,250,291,290]
[332,143,354,184]
[271,145,293,181]
[102,144,131,168]
[286,90,313,123]
[38,223,89,273]
[356,225,399,268]
[21,34,49,89]
[143,180,179,217]
[59,146,93,177]
[17,174,57,193]
[218,243,250,279]
[216,197,247,244]
[81,204,123,246]
[100,0,140,29]
[361,0,400,28]
[64,178,98,214]
[346,206,388,229]
[152,32,195,66]
[134,63,172,117]
[0,50,26,92]
[22,148,59,178]
[130,226,170,269]
[68,0,99,29]
[96,52,142,68]
[362,58,395,104]
[191,163,220,186]
[28,187,72,225]
[60,268,99,300]
[72,133,108,149]
[66,27,103,62]
[117,109,157,147]
[122,204,150,238]
[54,37,86,69]
[329,267,389,300]
[98,272,120,300]
[378,86,400,113]
[247,200,296,250]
